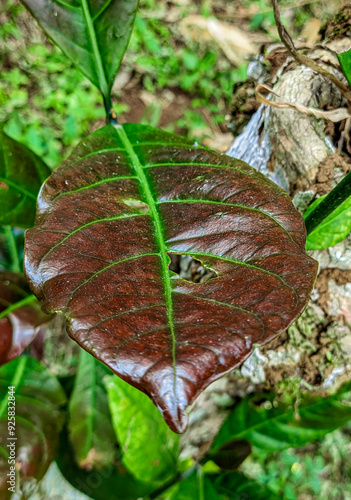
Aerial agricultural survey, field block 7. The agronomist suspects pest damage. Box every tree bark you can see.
[181,21,351,460]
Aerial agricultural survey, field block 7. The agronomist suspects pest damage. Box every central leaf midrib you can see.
[80,0,109,98]
[114,125,177,391]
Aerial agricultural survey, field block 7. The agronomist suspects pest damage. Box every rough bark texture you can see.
[180,20,351,459]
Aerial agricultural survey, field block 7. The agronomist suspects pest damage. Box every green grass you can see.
[0,0,106,167]
[241,425,351,499]
[0,0,249,168]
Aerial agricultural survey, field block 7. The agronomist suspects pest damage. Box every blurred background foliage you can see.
[0,0,342,166]
[1,0,350,498]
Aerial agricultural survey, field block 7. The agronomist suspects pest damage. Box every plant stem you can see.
[0,295,37,320]
[148,472,182,499]
[4,226,20,273]
[304,170,351,235]
[0,356,27,418]
[198,466,205,500]
[103,94,118,125]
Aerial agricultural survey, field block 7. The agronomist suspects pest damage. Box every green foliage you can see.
[213,382,351,452]
[0,227,24,272]
[2,0,351,498]
[105,375,180,486]
[68,350,117,470]
[167,469,279,500]
[0,131,51,228]
[305,194,351,250]
[169,469,221,500]
[209,471,280,499]
[56,426,153,500]
[241,426,351,500]
[0,0,105,168]
[0,356,66,496]
[338,48,351,87]
[21,0,139,109]
[128,12,247,138]
[207,439,252,471]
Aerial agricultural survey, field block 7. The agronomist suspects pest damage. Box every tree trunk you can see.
[181,13,351,460]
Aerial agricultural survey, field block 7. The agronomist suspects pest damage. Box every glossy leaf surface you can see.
[24,124,318,432]
[0,271,51,365]
[0,131,50,228]
[305,194,351,250]
[21,0,139,102]
[0,357,66,498]
[212,382,351,452]
[105,374,179,485]
[68,349,117,469]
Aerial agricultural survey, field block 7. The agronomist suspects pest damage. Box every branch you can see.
[271,0,351,104]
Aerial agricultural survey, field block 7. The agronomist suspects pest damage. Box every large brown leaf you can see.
[24,124,318,432]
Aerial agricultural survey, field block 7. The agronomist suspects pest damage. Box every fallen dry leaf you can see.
[179,15,256,65]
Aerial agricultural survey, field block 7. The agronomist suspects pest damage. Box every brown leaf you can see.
[24,124,318,433]
[179,15,256,65]
[0,271,51,365]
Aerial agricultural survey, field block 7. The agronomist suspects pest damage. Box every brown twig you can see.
[256,83,351,122]
[271,0,351,104]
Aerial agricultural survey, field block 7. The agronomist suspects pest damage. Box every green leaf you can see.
[105,374,179,486]
[209,472,280,500]
[24,123,318,433]
[212,382,351,453]
[0,131,50,228]
[21,0,139,106]
[305,194,351,250]
[171,469,223,500]
[68,349,117,469]
[56,424,153,500]
[207,439,252,470]
[337,47,351,86]
[0,356,66,497]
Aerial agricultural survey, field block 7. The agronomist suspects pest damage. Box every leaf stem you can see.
[4,227,21,273]
[80,0,116,124]
[103,94,118,125]
[198,466,205,500]
[0,357,27,418]
[148,464,201,499]
[304,171,351,235]
[0,295,37,320]
[148,472,182,499]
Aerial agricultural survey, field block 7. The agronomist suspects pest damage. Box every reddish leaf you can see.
[24,124,318,433]
[0,271,51,365]
[0,357,66,498]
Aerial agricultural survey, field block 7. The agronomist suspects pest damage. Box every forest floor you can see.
[1,0,351,498]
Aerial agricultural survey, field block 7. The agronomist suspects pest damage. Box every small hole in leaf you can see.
[124,199,150,214]
[168,253,217,283]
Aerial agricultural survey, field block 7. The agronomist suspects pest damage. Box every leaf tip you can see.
[163,404,189,434]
